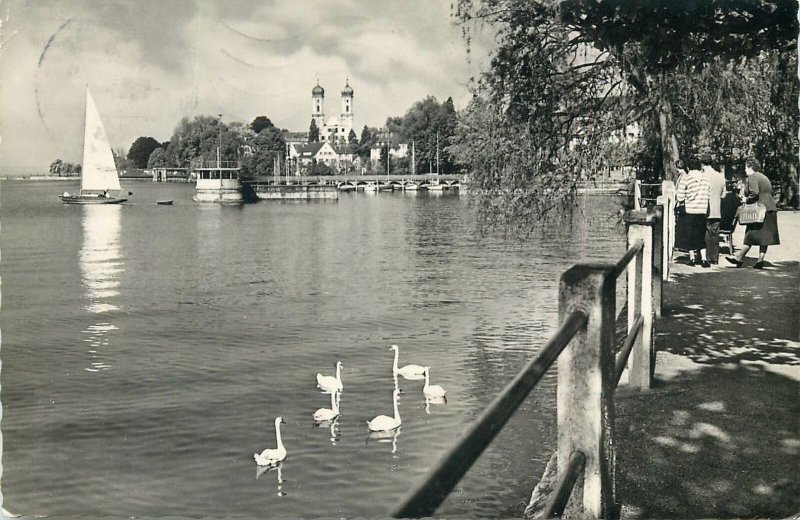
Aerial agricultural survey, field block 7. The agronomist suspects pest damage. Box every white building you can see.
[311,79,355,143]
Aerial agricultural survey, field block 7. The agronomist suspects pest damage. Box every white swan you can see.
[367,388,402,431]
[313,391,340,422]
[423,366,447,398]
[316,361,343,393]
[390,345,425,379]
[254,417,287,466]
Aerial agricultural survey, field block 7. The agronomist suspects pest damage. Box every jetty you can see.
[389,197,799,518]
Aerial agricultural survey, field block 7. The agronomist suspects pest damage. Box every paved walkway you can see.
[616,211,800,518]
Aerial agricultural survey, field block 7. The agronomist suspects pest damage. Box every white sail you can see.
[81,89,121,194]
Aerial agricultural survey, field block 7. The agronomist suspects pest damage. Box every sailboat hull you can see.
[60,195,127,205]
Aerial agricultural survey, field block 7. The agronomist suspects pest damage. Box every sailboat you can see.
[60,89,127,204]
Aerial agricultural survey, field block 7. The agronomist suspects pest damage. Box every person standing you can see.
[675,158,711,267]
[701,151,727,265]
[726,159,780,269]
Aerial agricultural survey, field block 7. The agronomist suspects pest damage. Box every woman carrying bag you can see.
[726,158,780,269]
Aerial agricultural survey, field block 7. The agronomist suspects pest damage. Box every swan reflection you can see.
[313,416,341,446]
[255,462,286,496]
[366,427,401,456]
[425,395,447,414]
[80,205,122,372]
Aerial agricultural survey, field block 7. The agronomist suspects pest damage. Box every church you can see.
[311,79,355,143]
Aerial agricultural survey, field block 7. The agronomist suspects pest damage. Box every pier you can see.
[391,203,799,519]
[250,173,463,191]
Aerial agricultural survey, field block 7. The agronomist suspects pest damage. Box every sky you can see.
[0,0,492,175]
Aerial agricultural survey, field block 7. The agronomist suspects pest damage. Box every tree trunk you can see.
[779,162,799,208]
[657,93,681,182]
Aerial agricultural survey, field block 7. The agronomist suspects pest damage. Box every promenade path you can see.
[615,211,800,518]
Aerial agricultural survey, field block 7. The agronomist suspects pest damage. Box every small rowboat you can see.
[156,200,173,205]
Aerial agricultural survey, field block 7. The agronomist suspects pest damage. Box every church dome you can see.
[312,82,325,96]
[341,79,353,96]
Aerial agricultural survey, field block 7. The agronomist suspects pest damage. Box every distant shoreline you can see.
[1,176,153,182]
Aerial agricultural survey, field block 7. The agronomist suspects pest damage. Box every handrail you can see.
[611,239,643,279]
[390,309,589,518]
[540,451,587,519]
[614,314,644,388]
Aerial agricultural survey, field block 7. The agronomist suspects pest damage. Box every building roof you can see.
[312,81,324,96]
[294,141,356,157]
[341,79,353,96]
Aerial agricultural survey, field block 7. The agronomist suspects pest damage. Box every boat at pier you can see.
[59,89,127,205]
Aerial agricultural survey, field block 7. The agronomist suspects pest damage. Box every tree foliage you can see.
[398,96,459,174]
[308,119,320,142]
[147,147,168,169]
[357,125,378,161]
[127,136,161,169]
[240,121,287,179]
[49,159,81,176]
[451,0,798,231]
[251,115,274,134]
[165,116,244,168]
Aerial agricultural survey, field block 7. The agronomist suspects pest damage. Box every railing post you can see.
[660,180,676,275]
[651,206,664,318]
[634,180,642,210]
[624,210,657,388]
[557,265,617,518]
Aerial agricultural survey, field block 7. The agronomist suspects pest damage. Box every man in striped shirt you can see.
[676,158,711,266]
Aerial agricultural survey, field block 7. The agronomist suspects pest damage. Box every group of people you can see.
[674,150,780,270]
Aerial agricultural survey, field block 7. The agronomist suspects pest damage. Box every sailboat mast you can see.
[436,132,440,176]
[217,114,223,200]
[412,140,415,176]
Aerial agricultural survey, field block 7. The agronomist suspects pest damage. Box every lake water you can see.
[0,180,626,518]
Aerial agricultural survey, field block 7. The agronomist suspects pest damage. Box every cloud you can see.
[0,0,491,175]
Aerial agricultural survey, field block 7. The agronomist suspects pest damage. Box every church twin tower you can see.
[311,79,354,143]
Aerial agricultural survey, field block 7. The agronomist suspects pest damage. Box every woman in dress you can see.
[675,159,711,267]
[726,159,780,269]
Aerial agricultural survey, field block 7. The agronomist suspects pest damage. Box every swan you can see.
[390,345,425,379]
[367,388,402,431]
[313,391,340,422]
[316,361,343,393]
[254,417,287,466]
[423,367,447,398]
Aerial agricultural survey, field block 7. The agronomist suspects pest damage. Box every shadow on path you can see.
[616,259,800,518]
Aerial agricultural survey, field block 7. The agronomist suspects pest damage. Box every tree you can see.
[113,148,135,172]
[309,119,320,142]
[147,147,168,169]
[240,124,287,179]
[127,136,161,169]
[251,116,274,134]
[451,0,798,230]
[357,125,378,161]
[165,115,244,168]
[49,159,80,176]
[347,129,358,145]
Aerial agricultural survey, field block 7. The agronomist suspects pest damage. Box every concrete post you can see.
[661,180,676,275]
[557,265,617,518]
[624,210,657,389]
[651,206,664,317]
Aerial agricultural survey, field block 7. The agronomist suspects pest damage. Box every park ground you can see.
[615,210,799,518]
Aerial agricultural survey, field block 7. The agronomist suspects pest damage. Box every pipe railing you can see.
[391,206,665,519]
[390,310,588,518]
[541,451,587,518]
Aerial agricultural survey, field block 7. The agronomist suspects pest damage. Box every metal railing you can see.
[391,206,665,519]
